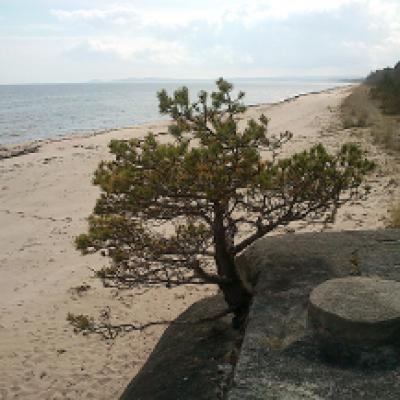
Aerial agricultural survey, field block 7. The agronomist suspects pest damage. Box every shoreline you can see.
[0,84,352,160]
[2,83,397,400]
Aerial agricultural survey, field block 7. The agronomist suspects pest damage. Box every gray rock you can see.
[120,294,238,400]
[308,277,400,345]
[228,229,400,400]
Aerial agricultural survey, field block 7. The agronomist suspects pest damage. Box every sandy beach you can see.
[1,86,399,399]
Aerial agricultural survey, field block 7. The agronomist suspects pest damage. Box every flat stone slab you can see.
[228,230,400,400]
[309,277,400,345]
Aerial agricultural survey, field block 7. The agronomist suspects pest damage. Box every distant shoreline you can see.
[0,77,362,86]
[0,84,354,160]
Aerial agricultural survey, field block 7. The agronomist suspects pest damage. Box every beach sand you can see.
[0,86,399,399]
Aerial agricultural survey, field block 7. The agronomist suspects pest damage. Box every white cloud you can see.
[340,0,400,68]
[51,0,364,29]
[228,0,361,24]
[368,0,400,32]
[206,45,254,66]
[50,0,400,48]
[51,5,220,28]
[78,37,191,65]
[3,0,400,83]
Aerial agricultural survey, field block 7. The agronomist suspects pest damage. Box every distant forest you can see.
[365,61,400,114]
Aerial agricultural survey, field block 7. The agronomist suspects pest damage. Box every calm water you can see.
[0,79,348,145]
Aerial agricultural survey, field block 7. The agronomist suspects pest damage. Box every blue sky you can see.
[1,0,399,83]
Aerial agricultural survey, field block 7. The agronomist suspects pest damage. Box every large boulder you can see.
[308,276,400,346]
[228,230,400,400]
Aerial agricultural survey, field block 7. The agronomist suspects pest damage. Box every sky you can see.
[0,0,399,83]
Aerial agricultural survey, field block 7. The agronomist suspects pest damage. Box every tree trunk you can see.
[218,269,252,329]
[213,204,252,328]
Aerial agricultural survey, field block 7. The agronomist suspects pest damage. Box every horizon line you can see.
[0,75,363,86]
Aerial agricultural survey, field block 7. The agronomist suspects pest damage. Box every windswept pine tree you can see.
[74,78,373,331]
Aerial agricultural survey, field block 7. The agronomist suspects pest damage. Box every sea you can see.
[0,78,350,145]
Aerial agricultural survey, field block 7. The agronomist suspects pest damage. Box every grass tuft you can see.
[340,86,378,129]
[341,85,400,152]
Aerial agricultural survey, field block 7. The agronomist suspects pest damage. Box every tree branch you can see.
[68,307,232,340]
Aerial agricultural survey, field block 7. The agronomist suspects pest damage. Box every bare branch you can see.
[68,307,232,340]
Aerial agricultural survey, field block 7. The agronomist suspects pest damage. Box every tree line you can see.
[366,61,400,115]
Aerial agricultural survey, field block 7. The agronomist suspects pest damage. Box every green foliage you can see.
[76,78,373,313]
[67,312,94,333]
[341,84,400,152]
[366,61,400,115]
[340,85,378,129]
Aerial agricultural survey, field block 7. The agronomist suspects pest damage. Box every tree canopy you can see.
[366,61,400,114]
[76,78,373,325]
